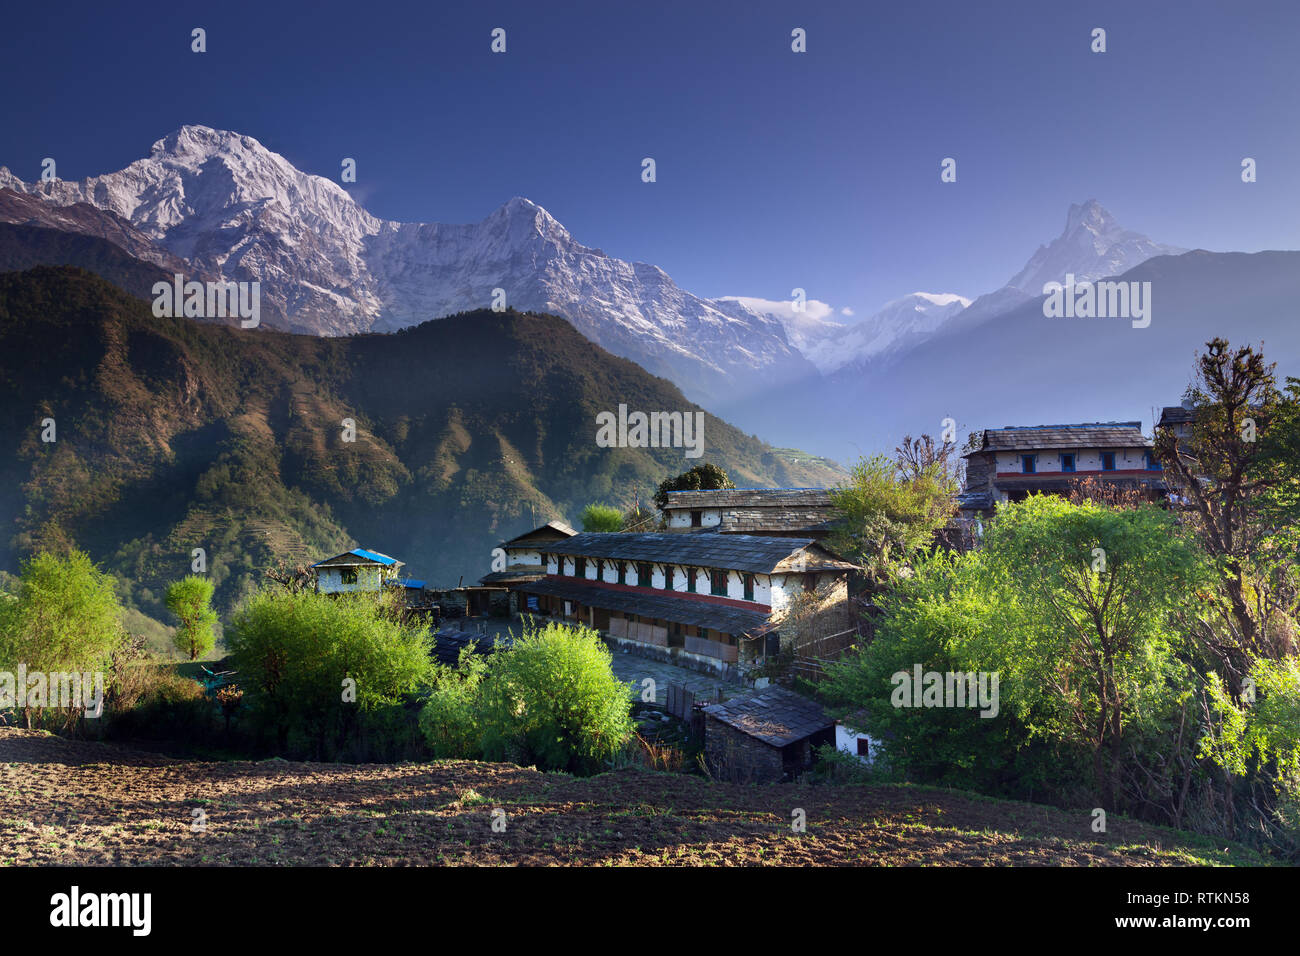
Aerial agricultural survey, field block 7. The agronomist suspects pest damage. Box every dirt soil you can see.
[0,729,1261,866]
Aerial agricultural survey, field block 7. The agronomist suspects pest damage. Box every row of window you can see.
[553,556,756,601]
[1019,451,1161,474]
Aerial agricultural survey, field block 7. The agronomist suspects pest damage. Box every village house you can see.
[495,527,859,677]
[1156,403,1196,442]
[478,520,577,612]
[311,549,405,594]
[701,685,835,782]
[660,487,839,538]
[958,421,1166,516]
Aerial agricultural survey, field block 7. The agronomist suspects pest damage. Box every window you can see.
[575,557,586,577]
[743,574,755,602]
[1101,451,1116,471]
[710,569,728,596]
[1145,451,1162,471]
[618,562,627,585]
[690,510,703,527]
[1021,454,1036,474]
[340,569,358,585]
[638,562,653,587]
[856,738,870,758]
[1060,453,1075,473]
[685,567,696,593]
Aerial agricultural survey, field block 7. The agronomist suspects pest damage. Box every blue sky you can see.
[2,0,1297,318]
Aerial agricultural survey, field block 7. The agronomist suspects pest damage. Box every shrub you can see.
[419,622,634,773]
[418,648,488,759]
[228,588,434,757]
[477,622,634,772]
[579,503,624,532]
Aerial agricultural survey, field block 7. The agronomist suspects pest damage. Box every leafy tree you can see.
[475,622,634,772]
[653,462,735,510]
[1155,338,1297,683]
[980,496,1207,808]
[579,503,624,532]
[165,575,218,660]
[825,497,1210,813]
[0,550,125,729]
[1200,656,1300,856]
[228,589,434,755]
[821,550,1064,797]
[827,452,958,588]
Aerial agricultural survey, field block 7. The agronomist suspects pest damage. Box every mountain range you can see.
[0,265,844,633]
[0,126,1191,410]
[3,123,1295,464]
[0,126,816,404]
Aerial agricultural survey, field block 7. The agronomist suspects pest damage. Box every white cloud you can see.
[718,295,842,324]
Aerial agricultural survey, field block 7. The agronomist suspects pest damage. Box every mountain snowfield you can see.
[0,124,1184,404]
[0,125,811,403]
[729,199,1185,378]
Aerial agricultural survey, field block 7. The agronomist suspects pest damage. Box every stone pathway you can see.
[607,648,743,704]
[439,617,744,704]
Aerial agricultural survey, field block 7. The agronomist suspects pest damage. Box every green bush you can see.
[419,622,634,773]
[418,648,488,759]
[579,503,624,532]
[228,588,434,757]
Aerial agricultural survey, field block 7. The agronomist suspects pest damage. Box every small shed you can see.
[702,686,834,783]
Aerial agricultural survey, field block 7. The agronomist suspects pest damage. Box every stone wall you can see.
[703,716,786,783]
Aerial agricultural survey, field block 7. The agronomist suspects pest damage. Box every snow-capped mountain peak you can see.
[0,125,813,402]
[1005,198,1186,295]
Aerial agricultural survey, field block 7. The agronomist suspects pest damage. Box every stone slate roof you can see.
[502,521,577,547]
[521,578,771,636]
[1157,406,1195,427]
[702,686,832,747]
[715,510,839,535]
[663,488,833,509]
[477,569,547,585]
[969,422,1151,454]
[541,532,857,574]
[956,491,994,511]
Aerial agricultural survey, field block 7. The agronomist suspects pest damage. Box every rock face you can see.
[0,125,813,404]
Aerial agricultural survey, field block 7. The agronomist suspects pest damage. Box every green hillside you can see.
[0,266,845,629]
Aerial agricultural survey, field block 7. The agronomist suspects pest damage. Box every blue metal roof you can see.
[311,548,402,568]
[350,548,399,565]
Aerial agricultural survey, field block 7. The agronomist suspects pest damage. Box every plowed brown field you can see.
[0,729,1263,866]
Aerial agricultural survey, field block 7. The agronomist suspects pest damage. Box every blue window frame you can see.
[1021,455,1036,474]
[1144,451,1162,471]
[1060,453,1075,473]
[1101,451,1117,471]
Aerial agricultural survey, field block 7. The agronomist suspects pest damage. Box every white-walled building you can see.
[311,549,404,594]
[959,421,1166,514]
[500,528,859,674]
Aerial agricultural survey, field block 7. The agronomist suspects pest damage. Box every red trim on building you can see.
[541,575,771,613]
[995,468,1164,478]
